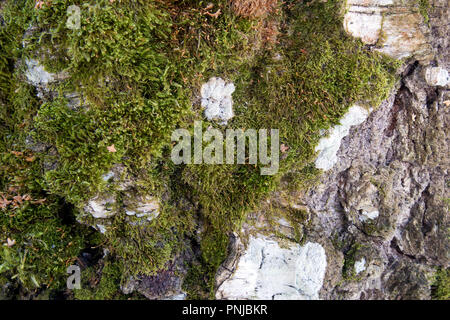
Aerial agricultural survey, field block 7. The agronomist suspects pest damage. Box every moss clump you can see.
[0,0,35,100]
[103,205,196,277]
[0,0,97,297]
[30,0,263,292]
[73,259,143,300]
[28,0,191,204]
[342,242,364,280]
[0,80,92,294]
[432,268,450,300]
[417,0,431,25]
[32,96,121,203]
[182,259,216,300]
[0,202,86,290]
[0,81,97,295]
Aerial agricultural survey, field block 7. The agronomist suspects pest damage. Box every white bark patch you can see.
[134,197,160,221]
[425,67,449,87]
[315,105,369,171]
[344,11,382,45]
[343,0,430,60]
[359,210,380,222]
[216,236,327,300]
[354,257,366,274]
[96,224,107,234]
[102,171,115,182]
[25,59,55,87]
[85,196,116,219]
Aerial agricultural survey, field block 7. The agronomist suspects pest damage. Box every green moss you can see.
[0,0,35,100]
[0,203,87,290]
[0,1,96,297]
[342,242,364,280]
[105,209,189,277]
[432,268,450,300]
[32,96,120,203]
[74,258,145,300]
[0,81,93,292]
[182,258,218,300]
[28,1,192,203]
[417,0,431,25]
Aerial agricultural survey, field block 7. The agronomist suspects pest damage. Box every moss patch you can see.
[432,268,450,300]
[1,0,400,299]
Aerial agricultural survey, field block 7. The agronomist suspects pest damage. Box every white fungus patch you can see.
[125,196,160,222]
[277,218,292,228]
[294,242,328,298]
[24,59,54,87]
[165,293,187,300]
[200,77,235,125]
[96,224,107,234]
[354,257,366,274]
[125,210,136,216]
[102,171,115,182]
[315,105,369,171]
[85,196,116,219]
[359,210,379,222]
[216,236,327,300]
[24,59,57,99]
[425,67,449,87]
[86,192,159,224]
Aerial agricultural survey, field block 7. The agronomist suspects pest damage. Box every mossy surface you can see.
[0,0,95,297]
[0,0,400,299]
[74,258,146,300]
[342,242,364,280]
[417,0,431,25]
[179,0,399,297]
[432,268,450,300]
